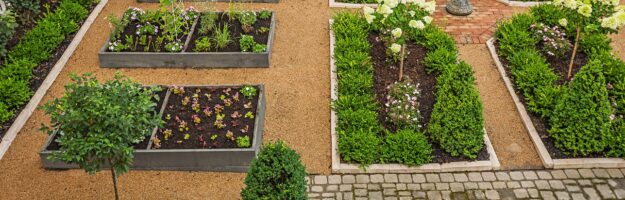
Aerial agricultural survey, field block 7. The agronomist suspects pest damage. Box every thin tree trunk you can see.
[567,27,581,80]
[109,159,119,200]
[399,44,406,81]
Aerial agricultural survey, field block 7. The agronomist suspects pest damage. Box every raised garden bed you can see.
[0,0,106,159]
[329,7,499,173]
[137,0,279,3]
[488,3,625,168]
[40,84,266,172]
[99,8,275,68]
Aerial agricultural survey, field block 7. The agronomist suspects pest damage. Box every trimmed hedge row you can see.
[495,5,625,157]
[0,0,94,123]
[333,12,485,167]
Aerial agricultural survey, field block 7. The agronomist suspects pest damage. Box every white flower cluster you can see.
[364,0,435,55]
[553,0,625,31]
[601,9,625,30]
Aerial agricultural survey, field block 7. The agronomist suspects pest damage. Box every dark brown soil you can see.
[45,88,169,151]
[368,33,488,163]
[0,3,97,143]
[186,12,272,52]
[494,40,611,159]
[155,86,259,149]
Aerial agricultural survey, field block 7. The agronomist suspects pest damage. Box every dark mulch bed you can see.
[0,3,97,143]
[367,33,489,163]
[155,86,259,149]
[46,88,168,151]
[494,40,612,159]
[186,13,272,52]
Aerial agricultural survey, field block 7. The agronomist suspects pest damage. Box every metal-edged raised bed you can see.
[39,84,266,172]
[99,11,276,68]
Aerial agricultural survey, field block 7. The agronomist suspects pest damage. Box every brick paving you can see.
[433,0,522,44]
[307,169,625,199]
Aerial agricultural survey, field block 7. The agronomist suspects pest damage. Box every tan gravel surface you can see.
[458,44,544,170]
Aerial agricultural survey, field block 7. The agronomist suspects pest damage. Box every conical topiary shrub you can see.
[241,140,308,199]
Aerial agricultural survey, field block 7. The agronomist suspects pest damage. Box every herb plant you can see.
[213,23,232,49]
[252,44,267,53]
[194,37,211,52]
[236,136,251,148]
[258,10,272,20]
[39,72,163,200]
[238,11,257,33]
[530,23,571,58]
[239,34,255,52]
[240,86,257,99]
[385,77,421,129]
[199,11,218,34]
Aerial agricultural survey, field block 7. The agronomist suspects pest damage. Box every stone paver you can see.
[307,169,625,199]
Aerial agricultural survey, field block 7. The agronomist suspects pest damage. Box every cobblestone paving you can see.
[307,169,625,199]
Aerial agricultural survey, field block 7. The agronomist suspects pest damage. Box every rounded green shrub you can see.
[241,141,307,200]
[381,129,432,166]
[549,62,612,156]
[0,102,14,123]
[338,130,381,166]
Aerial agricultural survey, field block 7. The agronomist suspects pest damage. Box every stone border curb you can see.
[329,20,500,173]
[329,0,376,8]
[0,0,110,160]
[496,0,549,7]
[486,37,625,169]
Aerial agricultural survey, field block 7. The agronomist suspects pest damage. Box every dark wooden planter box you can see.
[99,12,276,68]
[39,85,266,172]
[138,0,279,3]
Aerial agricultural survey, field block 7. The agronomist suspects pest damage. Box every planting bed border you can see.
[495,0,549,7]
[0,0,110,160]
[99,12,276,68]
[329,20,500,173]
[39,84,266,172]
[137,0,279,3]
[486,38,625,169]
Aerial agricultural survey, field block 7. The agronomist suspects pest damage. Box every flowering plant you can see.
[363,0,435,81]
[385,77,421,129]
[551,0,624,79]
[363,0,435,57]
[531,23,572,58]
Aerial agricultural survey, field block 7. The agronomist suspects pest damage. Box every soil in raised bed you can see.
[494,41,613,159]
[0,3,97,142]
[186,12,271,52]
[154,86,259,149]
[45,88,168,151]
[367,32,489,163]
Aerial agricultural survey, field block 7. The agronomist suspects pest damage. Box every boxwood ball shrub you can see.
[241,141,307,200]
[40,72,163,199]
